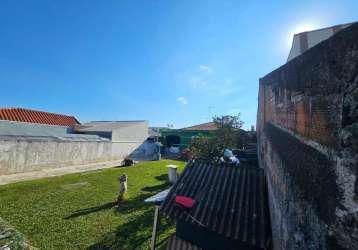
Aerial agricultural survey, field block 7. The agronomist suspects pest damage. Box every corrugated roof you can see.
[181,122,217,131]
[161,161,271,249]
[166,234,202,250]
[0,121,109,142]
[0,108,80,127]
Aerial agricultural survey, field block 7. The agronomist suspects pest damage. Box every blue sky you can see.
[0,1,357,129]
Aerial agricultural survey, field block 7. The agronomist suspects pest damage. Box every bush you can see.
[190,136,221,160]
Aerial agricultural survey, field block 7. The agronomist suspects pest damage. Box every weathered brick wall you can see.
[257,23,358,250]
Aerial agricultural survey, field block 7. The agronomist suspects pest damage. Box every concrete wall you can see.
[111,121,148,143]
[0,137,143,175]
[0,120,149,175]
[258,23,358,249]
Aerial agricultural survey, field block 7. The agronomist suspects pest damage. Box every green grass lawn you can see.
[0,160,186,250]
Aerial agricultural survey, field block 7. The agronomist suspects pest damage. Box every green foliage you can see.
[0,160,185,250]
[190,136,221,160]
[190,114,246,159]
[213,114,244,148]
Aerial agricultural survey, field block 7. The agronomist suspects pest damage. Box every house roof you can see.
[181,122,217,131]
[0,120,108,142]
[76,120,147,132]
[160,161,271,249]
[0,108,80,127]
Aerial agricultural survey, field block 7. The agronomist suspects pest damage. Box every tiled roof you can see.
[0,108,80,127]
[161,161,271,249]
[181,122,217,131]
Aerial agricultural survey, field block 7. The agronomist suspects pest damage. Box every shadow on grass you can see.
[87,207,174,250]
[64,202,118,219]
[64,193,152,220]
[64,175,174,249]
[155,174,168,182]
[141,182,169,193]
[62,175,173,249]
[87,208,153,250]
[65,177,170,220]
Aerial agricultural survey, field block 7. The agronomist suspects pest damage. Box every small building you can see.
[75,120,151,159]
[75,120,148,142]
[160,160,272,250]
[287,22,353,62]
[161,122,217,149]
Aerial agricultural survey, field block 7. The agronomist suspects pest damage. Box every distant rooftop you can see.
[0,120,108,142]
[76,120,148,132]
[181,122,217,131]
[0,107,80,127]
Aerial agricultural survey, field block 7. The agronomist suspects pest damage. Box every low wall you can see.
[0,137,143,175]
[257,23,358,249]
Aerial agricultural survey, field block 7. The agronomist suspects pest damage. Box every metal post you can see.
[151,205,160,250]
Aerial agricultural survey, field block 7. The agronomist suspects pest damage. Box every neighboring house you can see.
[161,122,217,149]
[75,121,148,143]
[287,22,353,62]
[0,108,149,175]
[75,121,150,159]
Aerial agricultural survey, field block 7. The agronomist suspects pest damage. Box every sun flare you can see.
[287,23,320,47]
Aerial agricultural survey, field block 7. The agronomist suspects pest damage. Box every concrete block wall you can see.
[0,137,143,175]
[257,23,358,249]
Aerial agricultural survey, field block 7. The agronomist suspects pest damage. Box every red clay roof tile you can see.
[0,108,80,127]
[181,122,218,131]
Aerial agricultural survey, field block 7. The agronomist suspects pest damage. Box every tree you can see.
[190,114,246,160]
[213,114,244,149]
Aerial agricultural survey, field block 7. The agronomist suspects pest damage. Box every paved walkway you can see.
[0,160,124,185]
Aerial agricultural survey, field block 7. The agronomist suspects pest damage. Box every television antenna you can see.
[208,106,215,121]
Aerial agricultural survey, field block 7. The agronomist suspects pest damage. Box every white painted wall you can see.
[111,121,148,142]
[288,36,301,62]
[0,137,143,175]
[306,28,333,48]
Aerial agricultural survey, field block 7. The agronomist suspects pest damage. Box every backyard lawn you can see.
[0,160,186,250]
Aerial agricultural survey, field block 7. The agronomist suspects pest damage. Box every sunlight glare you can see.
[287,23,320,47]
